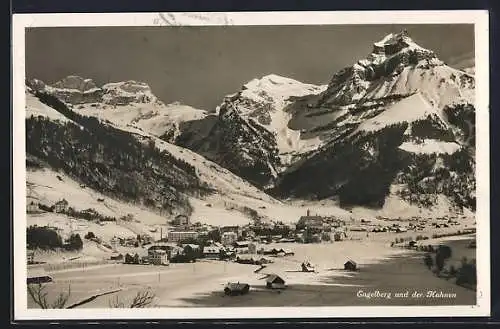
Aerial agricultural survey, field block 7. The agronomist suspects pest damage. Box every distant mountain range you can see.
[25,30,476,220]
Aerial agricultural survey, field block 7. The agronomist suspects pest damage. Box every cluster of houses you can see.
[368,217,466,234]
[103,210,354,267]
[121,245,170,266]
[110,234,154,249]
[26,198,69,214]
[375,214,468,222]
[116,237,299,267]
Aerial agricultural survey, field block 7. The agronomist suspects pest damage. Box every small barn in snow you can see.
[265,274,286,289]
[344,260,358,271]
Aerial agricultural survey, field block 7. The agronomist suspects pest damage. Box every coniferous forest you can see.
[26,92,213,216]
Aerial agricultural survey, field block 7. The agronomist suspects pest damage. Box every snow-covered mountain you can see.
[25,83,313,228]
[317,30,474,109]
[25,30,477,216]
[175,74,328,187]
[26,81,359,231]
[28,76,208,142]
[272,31,476,212]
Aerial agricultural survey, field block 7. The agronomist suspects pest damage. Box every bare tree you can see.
[27,283,71,309]
[109,289,156,308]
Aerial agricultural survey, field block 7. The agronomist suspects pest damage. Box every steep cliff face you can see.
[177,98,281,188]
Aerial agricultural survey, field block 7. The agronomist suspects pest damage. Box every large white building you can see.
[148,249,169,265]
[167,231,199,243]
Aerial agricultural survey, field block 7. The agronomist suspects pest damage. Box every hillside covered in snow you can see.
[25,30,477,224]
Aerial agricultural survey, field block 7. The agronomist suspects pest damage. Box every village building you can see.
[27,250,34,264]
[330,219,345,228]
[110,236,120,250]
[213,242,225,249]
[224,282,250,296]
[233,240,250,254]
[334,231,346,241]
[203,246,221,259]
[297,210,324,230]
[167,231,199,243]
[220,225,243,238]
[148,249,169,265]
[265,274,286,289]
[26,198,39,213]
[110,253,123,261]
[148,242,179,259]
[181,243,201,252]
[172,214,190,227]
[248,242,257,254]
[124,253,141,264]
[221,231,238,246]
[236,255,256,264]
[53,199,69,213]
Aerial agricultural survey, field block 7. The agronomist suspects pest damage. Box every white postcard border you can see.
[12,10,490,320]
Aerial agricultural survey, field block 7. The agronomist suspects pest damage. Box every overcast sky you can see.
[26,24,474,110]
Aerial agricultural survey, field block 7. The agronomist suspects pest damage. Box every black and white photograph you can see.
[12,11,490,319]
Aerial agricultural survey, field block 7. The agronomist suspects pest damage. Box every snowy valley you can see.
[24,30,477,262]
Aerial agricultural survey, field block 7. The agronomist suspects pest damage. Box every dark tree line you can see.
[27,226,83,251]
[444,103,476,149]
[274,122,409,208]
[398,149,475,210]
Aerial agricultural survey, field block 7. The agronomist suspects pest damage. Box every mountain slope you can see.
[26,91,210,217]
[26,84,326,226]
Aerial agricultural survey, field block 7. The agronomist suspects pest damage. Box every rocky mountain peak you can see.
[52,75,99,93]
[101,80,160,106]
[27,76,164,107]
[318,31,471,108]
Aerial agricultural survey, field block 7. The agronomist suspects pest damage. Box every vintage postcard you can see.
[12,10,490,320]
